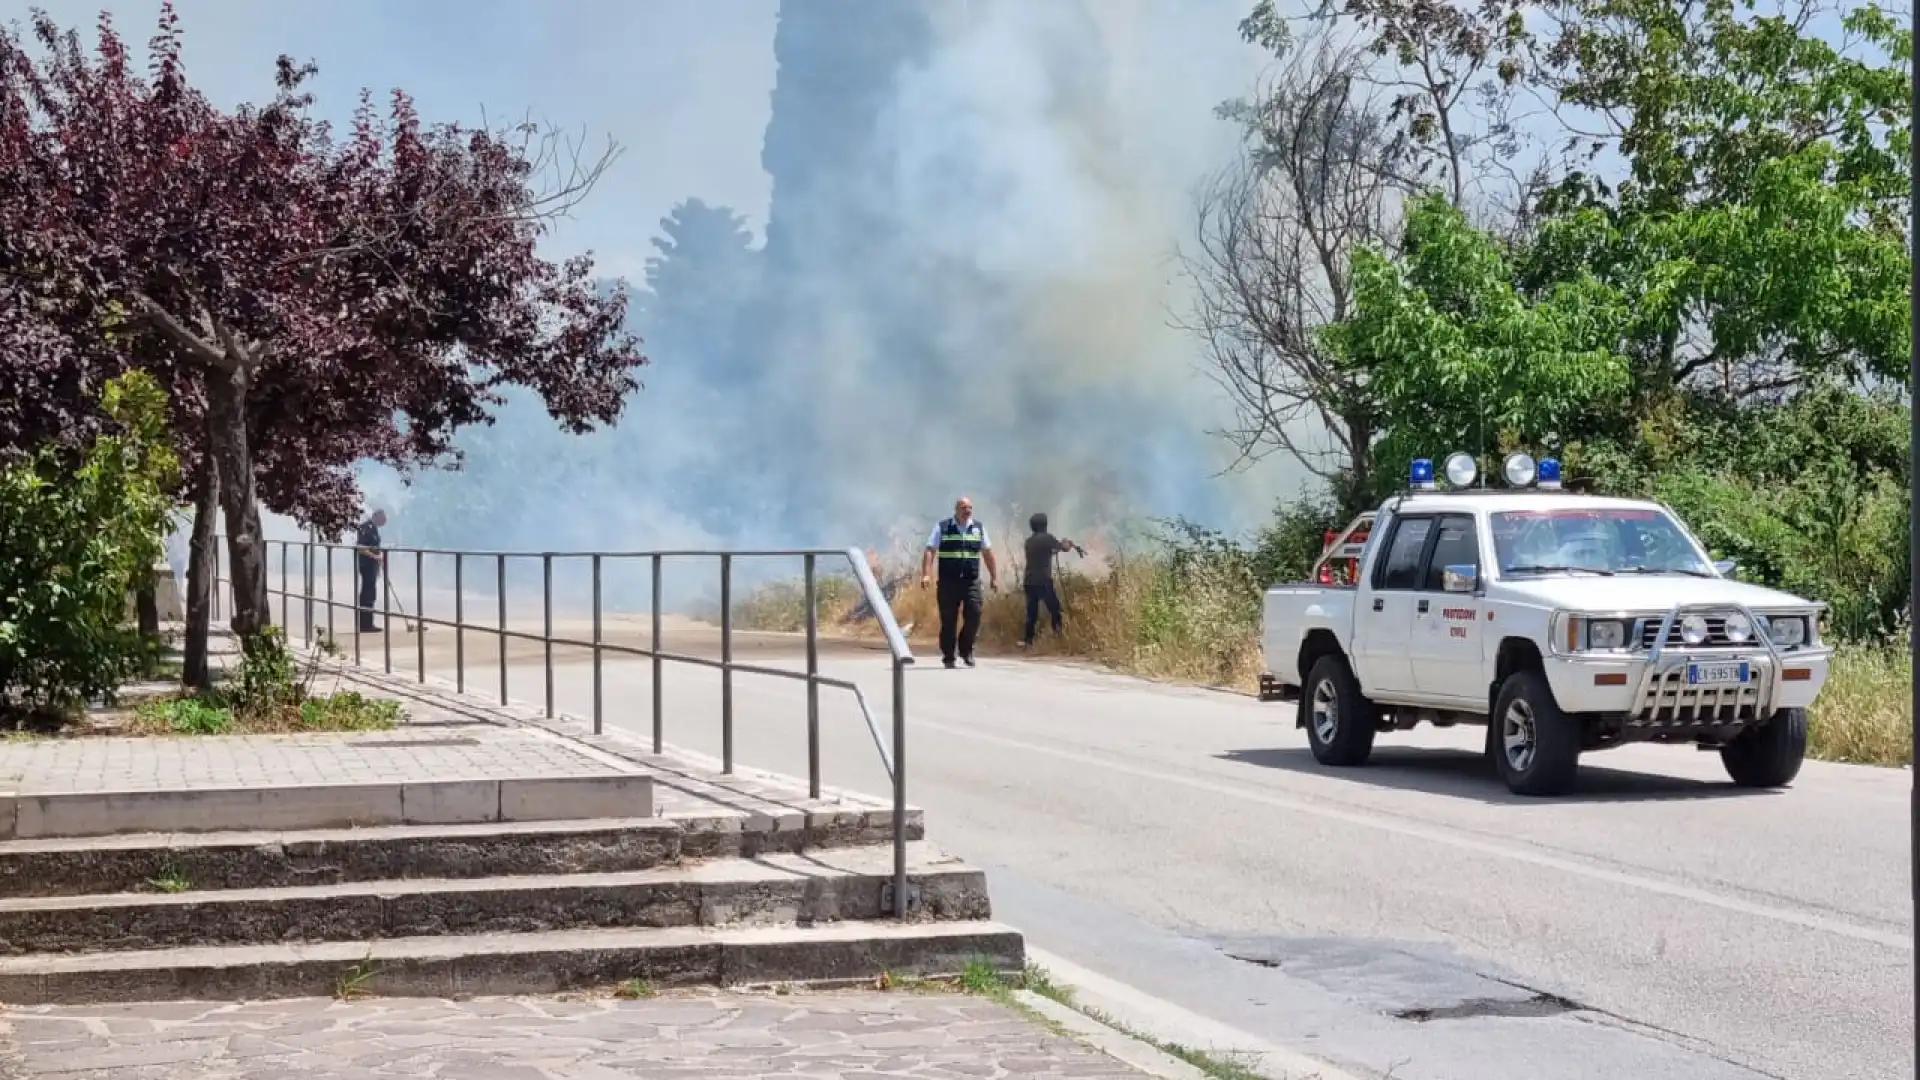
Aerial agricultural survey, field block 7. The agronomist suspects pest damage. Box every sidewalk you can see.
[2,987,1166,1079]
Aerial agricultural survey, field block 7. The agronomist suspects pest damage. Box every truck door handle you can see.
[1418,599,1430,614]
[1372,598,1385,612]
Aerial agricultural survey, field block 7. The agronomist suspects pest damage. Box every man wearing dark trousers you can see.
[1020,511,1079,648]
[355,509,387,633]
[920,495,998,668]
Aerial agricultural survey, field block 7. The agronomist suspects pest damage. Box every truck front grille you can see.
[1637,615,1745,650]
[1629,669,1762,728]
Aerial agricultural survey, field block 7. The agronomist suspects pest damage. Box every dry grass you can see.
[741,556,1262,688]
[1809,642,1911,766]
[734,555,1912,767]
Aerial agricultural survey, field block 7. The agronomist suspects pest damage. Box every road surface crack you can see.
[1393,992,1580,1022]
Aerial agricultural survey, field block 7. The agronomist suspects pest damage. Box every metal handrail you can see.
[210,534,919,916]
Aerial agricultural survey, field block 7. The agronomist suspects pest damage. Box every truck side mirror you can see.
[1713,559,1737,576]
[1441,564,1478,593]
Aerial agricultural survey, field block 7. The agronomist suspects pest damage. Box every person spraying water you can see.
[1020,512,1084,649]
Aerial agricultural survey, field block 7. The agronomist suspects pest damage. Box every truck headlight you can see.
[1722,612,1753,643]
[1586,619,1627,650]
[1762,616,1806,648]
[1680,614,1710,645]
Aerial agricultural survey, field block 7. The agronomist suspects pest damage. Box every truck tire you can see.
[1302,654,1377,767]
[1491,670,1581,796]
[1720,708,1807,788]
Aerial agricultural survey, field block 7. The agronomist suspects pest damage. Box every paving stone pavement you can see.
[0,726,635,797]
[0,989,1155,1078]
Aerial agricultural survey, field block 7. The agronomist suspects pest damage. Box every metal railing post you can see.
[303,538,313,645]
[325,545,334,646]
[351,545,361,667]
[497,554,509,706]
[592,554,604,735]
[454,553,465,693]
[543,554,554,718]
[414,550,425,683]
[892,658,908,918]
[805,553,820,799]
[213,544,222,622]
[651,554,663,754]
[382,544,392,673]
[280,543,288,631]
[720,553,734,774]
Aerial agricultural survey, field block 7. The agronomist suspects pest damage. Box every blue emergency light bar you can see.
[1410,458,1436,490]
[1537,457,1563,489]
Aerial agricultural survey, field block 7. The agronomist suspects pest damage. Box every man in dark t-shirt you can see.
[1021,512,1080,647]
[355,509,387,632]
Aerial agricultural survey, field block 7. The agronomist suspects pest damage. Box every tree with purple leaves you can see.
[0,5,645,686]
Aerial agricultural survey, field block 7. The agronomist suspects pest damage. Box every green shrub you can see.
[0,372,179,721]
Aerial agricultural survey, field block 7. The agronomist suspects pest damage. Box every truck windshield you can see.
[1490,507,1712,577]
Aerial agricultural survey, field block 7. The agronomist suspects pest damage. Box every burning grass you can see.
[730,524,1911,768]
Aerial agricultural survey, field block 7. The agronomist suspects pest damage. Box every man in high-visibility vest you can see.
[919,495,999,668]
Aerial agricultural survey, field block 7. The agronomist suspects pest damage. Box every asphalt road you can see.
[296,583,1912,1080]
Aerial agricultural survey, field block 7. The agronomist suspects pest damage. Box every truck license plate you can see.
[1687,662,1749,686]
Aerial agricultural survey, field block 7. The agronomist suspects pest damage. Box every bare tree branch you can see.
[1176,34,1411,498]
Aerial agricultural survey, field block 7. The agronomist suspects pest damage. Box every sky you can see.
[26,0,783,274]
[24,0,1312,569]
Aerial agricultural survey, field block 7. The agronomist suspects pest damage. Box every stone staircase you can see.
[0,800,1021,1004]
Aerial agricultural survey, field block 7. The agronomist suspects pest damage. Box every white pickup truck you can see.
[1258,452,1833,796]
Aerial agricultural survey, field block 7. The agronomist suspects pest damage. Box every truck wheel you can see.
[1720,708,1807,788]
[1491,670,1580,796]
[1302,654,1377,767]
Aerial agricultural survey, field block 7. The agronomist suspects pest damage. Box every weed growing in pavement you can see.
[950,962,1277,1080]
[613,978,657,1000]
[334,953,380,1001]
[146,861,191,894]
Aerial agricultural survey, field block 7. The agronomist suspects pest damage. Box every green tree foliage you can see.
[1529,0,1910,395]
[0,371,179,721]
[1263,0,1911,637]
[1325,195,1634,476]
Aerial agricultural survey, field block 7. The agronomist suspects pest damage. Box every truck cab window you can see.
[1422,516,1478,590]
[1375,517,1433,591]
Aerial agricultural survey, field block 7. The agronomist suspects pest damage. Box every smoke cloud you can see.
[381,0,1309,587]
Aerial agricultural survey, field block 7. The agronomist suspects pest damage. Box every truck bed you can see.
[1260,583,1356,692]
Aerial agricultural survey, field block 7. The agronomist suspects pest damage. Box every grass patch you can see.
[111,627,405,737]
[126,688,401,736]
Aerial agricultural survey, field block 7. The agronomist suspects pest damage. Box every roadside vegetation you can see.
[730,0,1917,769]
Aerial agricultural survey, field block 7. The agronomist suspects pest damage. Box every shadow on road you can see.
[1216,746,1775,805]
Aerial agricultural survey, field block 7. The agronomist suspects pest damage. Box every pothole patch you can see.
[1394,992,1582,1022]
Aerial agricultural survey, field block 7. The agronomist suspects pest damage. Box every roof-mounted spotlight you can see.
[1443,452,1478,488]
[1502,451,1537,487]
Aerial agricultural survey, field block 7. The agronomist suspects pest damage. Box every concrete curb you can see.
[1013,990,1208,1080]
[1024,945,1372,1080]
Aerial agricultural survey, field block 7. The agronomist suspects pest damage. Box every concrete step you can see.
[0,843,988,954]
[0,818,685,898]
[0,919,1026,1005]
